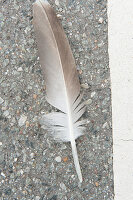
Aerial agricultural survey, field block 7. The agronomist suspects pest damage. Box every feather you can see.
[33,0,86,182]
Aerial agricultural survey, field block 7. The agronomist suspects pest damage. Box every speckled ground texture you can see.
[0,0,113,199]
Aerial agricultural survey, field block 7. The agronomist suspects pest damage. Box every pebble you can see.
[102,122,109,129]
[81,83,89,89]
[1,172,6,177]
[68,22,72,27]
[85,99,92,105]
[17,67,23,72]
[11,117,16,125]
[30,153,35,159]
[98,17,104,24]
[36,196,40,200]
[33,116,37,122]
[3,59,9,67]
[4,188,12,196]
[61,144,67,150]
[78,69,82,74]
[55,156,61,162]
[98,41,104,48]
[91,91,96,98]
[23,153,27,162]
[26,121,30,127]
[0,97,4,104]
[57,14,62,19]
[14,158,18,162]
[60,182,67,191]
[33,94,37,99]
[95,182,99,187]
[62,157,68,162]
[0,142,2,146]
[1,106,7,111]
[3,110,9,117]
[55,0,59,6]
[18,115,27,126]
[17,169,24,176]
[102,109,107,113]
[16,96,21,102]
[82,33,86,37]
[26,177,31,185]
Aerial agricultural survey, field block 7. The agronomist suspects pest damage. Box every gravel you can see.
[0,0,113,199]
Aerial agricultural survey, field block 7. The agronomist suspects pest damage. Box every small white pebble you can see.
[61,144,67,150]
[23,154,27,162]
[35,196,40,200]
[55,0,59,6]
[102,122,109,129]
[85,99,92,105]
[10,122,15,126]
[7,115,11,119]
[0,97,4,104]
[57,14,62,18]
[102,109,107,113]
[55,156,61,162]
[98,41,104,48]
[68,22,72,27]
[16,96,21,102]
[82,33,86,37]
[11,117,16,124]
[3,110,9,117]
[71,175,75,179]
[27,85,32,90]
[19,169,24,175]
[0,142,2,146]
[43,149,47,156]
[5,70,9,75]
[14,158,18,162]
[18,115,27,127]
[30,153,35,159]
[81,83,89,89]
[2,107,7,111]
[91,91,96,98]
[60,182,67,190]
[33,116,37,122]
[17,67,23,72]
[1,172,6,177]
[98,17,104,24]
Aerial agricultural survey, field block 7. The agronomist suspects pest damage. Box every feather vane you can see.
[33,0,86,182]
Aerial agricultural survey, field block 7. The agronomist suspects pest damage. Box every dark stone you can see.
[8,164,13,173]
[29,16,33,21]
[98,174,102,181]
[21,91,28,99]
[25,139,34,149]
[5,188,12,195]
[49,195,57,200]
[4,127,9,133]
[0,115,7,122]
[3,0,7,3]
[42,182,49,186]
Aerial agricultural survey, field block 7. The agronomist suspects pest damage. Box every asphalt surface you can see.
[0,0,113,199]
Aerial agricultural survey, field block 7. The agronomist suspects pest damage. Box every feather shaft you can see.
[66,96,83,182]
